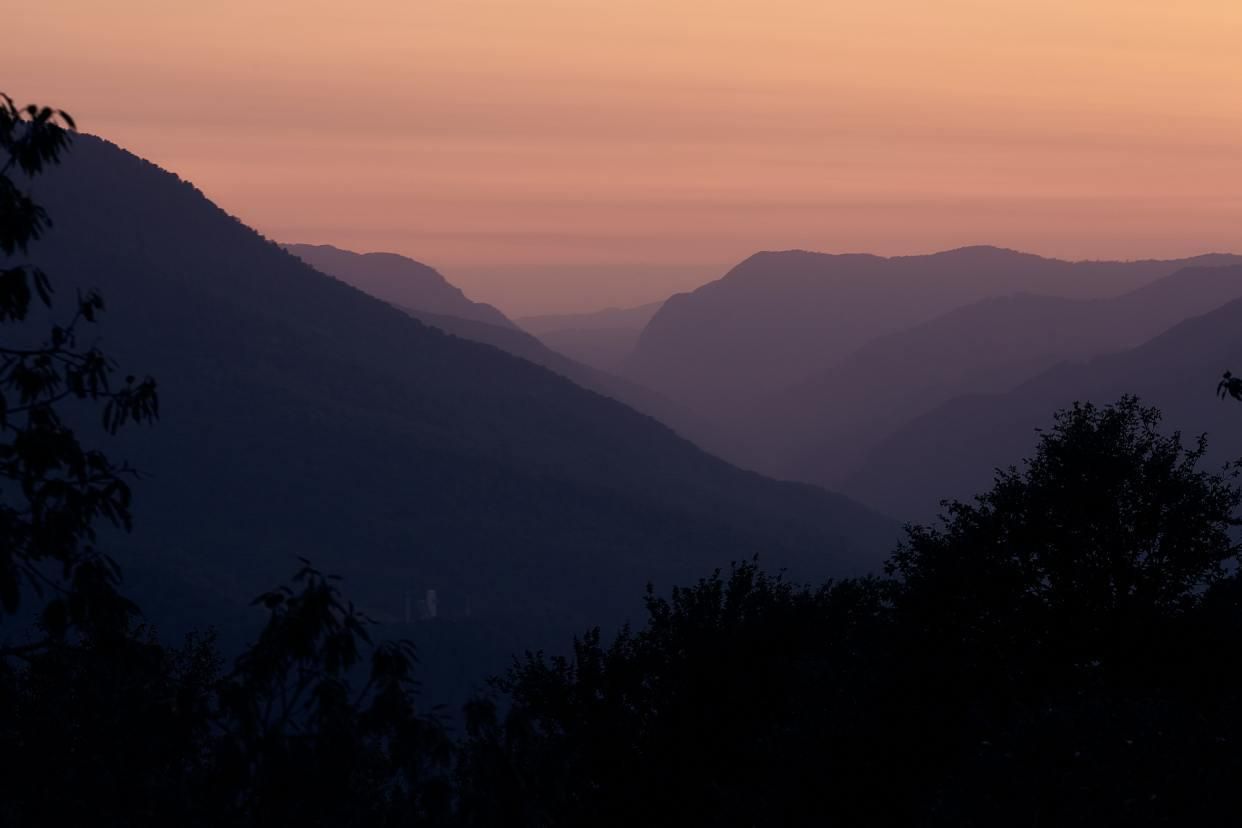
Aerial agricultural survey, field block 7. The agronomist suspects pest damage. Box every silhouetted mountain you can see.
[841,270,1242,521]
[287,252,693,438]
[740,264,1242,488]
[518,301,664,370]
[285,242,514,328]
[18,135,898,700]
[627,247,1242,413]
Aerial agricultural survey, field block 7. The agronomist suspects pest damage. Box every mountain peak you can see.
[624,245,1242,426]
[284,242,514,329]
[24,133,897,702]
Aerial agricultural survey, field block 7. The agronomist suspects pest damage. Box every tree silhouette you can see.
[1218,369,1242,401]
[890,396,1239,668]
[460,397,1242,826]
[886,396,1242,824]
[0,625,219,825]
[456,562,896,827]
[0,93,158,649]
[212,561,454,826]
[0,95,451,826]
[0,561,455,827]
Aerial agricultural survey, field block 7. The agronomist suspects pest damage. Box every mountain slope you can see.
[285,243,514,328]
[627,247,1242,413]
[520,302,665,334]
[840,273,1242,522]
[17,136,899,693]
[287,249,694,439]
[741,264,1242,488]
[519,301,664,370]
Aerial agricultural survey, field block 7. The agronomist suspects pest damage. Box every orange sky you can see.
[10,0,1242,314]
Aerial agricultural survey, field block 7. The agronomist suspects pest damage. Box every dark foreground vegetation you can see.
[4,98,1241,826]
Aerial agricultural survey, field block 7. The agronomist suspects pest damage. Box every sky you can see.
[9,0,1242,314]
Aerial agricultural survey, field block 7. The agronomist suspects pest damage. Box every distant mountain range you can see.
[732,263,1242,491]
[626,247,1242,413]
[841,279,1242,522]
[518,301,663,371]
[287,241,1242,531]
[285,244,695,438]
[20,128,1242,712]
[284,243,513,328]
[18,135,898,702]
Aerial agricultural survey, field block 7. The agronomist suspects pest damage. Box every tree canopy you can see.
[457,397,1242,825]
[0,94,157,643]
[0,95,450,827]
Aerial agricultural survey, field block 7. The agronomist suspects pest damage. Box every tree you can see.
[0,626,219,826]
[1218,370,1242,402]
[889,396,1240,672]
[212,562,454,827]
[0,562,455,827]
[885,395,1242,824]
[460,397,1242,826]
[0,96,451,826]
[457,563,895,827]
[0,93,158,647]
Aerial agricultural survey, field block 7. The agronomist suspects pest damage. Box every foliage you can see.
[889,396,1239,669]
[0,562,454,826]
[0,626,219,825]
[0,96,450,826]
[212,562,454,827]
[1218,369,1242,402]
[459,397,1242,825]
[457,564,893,827]
[0,92,158,641]
[883,396,1242,824]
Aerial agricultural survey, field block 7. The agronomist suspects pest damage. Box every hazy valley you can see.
[6,20,1242,815]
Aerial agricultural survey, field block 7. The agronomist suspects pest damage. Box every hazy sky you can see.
[11,0,1242,314]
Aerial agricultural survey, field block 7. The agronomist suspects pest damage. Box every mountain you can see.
[738,264,1242,489]
[626,247,1242,413]
[284,248,691,437]
[518,301,664,370]
[17,135,898,700]
[284,243,513,329]
[839,271,1242,522]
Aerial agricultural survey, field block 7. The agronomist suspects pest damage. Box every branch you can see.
[0,637,52,660]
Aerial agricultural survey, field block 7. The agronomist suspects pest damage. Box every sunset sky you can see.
[11,0,1242,313]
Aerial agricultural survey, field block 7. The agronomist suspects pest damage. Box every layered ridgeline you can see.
[736,264,1242,489]
[627,247,1242,415]
[18,135,897,696]
[283,243,513,328]
[841,278,1242,522]
[519,301,664,372]
[285,244,702,450]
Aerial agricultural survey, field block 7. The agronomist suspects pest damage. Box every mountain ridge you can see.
[15,134,899,698]
[627,246,1242,413]
[731,262,1242,488]
[286,246,711,448]
[839,275,1242,521]
[285,242,515,329]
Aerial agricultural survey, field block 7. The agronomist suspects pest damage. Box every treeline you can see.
[4,97,1241,826]
[6,399,1240,826]
[456,398,1242,826]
